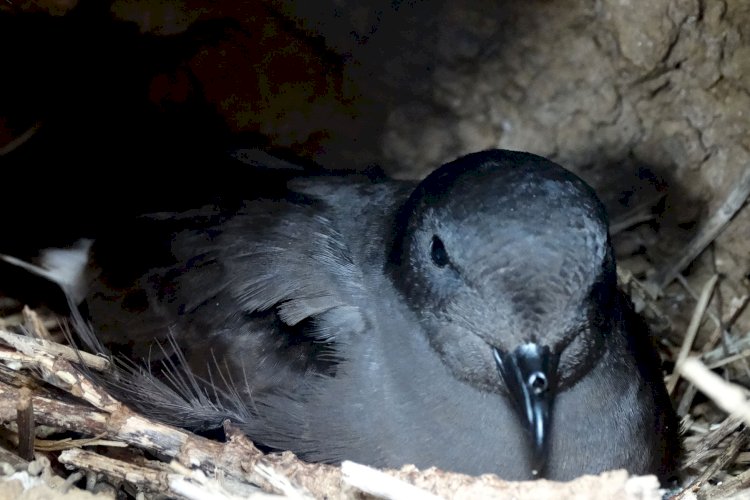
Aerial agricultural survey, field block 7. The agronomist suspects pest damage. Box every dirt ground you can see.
[1,0,749,498]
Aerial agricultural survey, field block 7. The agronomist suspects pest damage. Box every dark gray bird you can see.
[6,149,680,480]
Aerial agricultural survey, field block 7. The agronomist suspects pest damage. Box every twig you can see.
[22,306,53,340]
[670,277,746,384]
[676,384,698,417]
[675,277,750,375]
[707,349,750,370]
[699,466,750,499]
[0,122,41,156]
[59,448,172,495]
[667,274,719,394]
[342,461,442,500]
[0,378,317,496]
[0,341,120,413]
[0,329,110,371]
[674,275,735,343]
[62,471,85,493]
[16,386,34,461]
[34,435,128,452]
[682,416,744,469]
[0,443,29,470]
[254,463,314,499]
[686,428,749,494]
[0,381,116,440]
[610,197,660,236]
[678,357,750,425]
[655,166,750,289]
[703,336,750,365]
[169,461,274,499]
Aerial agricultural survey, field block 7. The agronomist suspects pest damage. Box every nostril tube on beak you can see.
[494,343,559,476]
[528,371,548,395]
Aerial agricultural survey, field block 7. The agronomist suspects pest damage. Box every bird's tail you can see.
[2,240,258,433]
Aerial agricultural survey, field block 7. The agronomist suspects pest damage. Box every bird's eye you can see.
[430,235,450,268]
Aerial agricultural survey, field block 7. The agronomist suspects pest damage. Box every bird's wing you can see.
[214,206,365,333]
[154,199,366,339]
[86,195,369,389]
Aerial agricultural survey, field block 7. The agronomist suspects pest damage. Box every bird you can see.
[3,149,680,481]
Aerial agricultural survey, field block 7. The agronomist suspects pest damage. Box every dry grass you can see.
[613,170,750,499]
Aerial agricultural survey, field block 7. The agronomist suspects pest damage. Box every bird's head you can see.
[389,149,617,475]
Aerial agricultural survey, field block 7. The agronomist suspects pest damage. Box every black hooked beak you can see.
[494,343,559,476]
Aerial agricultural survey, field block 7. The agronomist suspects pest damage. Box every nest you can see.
[0,186,748,499]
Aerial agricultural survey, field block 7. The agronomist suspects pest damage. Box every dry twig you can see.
[654,167,750,289]
[667,275,719,394]
[15,387,34,461]
[0,329,109,372]
[678,357,750,425]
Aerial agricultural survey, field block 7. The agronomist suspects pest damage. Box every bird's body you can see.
[15,150,680,480]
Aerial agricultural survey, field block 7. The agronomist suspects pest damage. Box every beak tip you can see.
[530,430,548,474]
[531,449,547,476]
[495,343,558,478]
